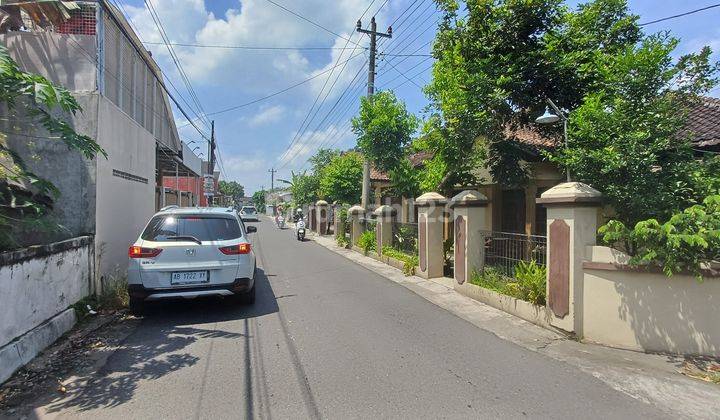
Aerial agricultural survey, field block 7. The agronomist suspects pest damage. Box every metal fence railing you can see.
[360,218,377,233]
[391,222,418,255]
[480,231,547,277]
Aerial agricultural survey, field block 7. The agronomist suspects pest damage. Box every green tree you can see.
[388,157,421,199]
[252,189,266,212]
[308,148,341,175]
[0,45,106,250]
[318,152,363,204]
[352,91,418,173]
[428,0,719,225]
[218,180,245,202]
[279,170,319,206]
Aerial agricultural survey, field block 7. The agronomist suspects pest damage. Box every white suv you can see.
[127,206,257,314]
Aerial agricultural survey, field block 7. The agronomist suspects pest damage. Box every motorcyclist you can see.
[293,208,304,223]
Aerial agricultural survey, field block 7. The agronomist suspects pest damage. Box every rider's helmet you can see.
[296,208,303,214]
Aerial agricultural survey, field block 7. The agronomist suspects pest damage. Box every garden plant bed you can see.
[455,281,554,330]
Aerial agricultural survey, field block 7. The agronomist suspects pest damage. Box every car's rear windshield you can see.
[141,215,242,242]
[242,207,256,214]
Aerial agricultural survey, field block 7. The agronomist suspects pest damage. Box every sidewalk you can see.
[310,232,720,419]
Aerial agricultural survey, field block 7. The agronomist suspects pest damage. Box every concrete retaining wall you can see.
[455,282,554,330]
[0,237,93,383]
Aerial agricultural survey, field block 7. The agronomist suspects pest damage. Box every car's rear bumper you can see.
[128,277,253,301]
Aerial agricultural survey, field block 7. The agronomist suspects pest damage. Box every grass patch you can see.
[469,260,547,306]
[358,230,376,254]
[382,246,418,276]
[70,275,129,319]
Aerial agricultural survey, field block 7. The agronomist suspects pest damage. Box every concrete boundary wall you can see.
[581,246,720,356]
[0,237,93,383]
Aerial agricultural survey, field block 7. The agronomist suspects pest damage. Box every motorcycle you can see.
[276,215,285,229]
[295,218,306,241]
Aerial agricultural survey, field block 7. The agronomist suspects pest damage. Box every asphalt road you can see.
[37,217,668,419]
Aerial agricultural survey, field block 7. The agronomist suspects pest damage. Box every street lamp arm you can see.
[545,98,568,121]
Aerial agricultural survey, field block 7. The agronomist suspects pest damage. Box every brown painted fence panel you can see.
[548,219,570,318]
[454,215,466,284]
[419,214,427,272]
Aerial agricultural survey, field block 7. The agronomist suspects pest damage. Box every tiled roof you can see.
[682,96,720,149]
[370,166,390,181]
[504,125,559,149]
[408,150,435,166]
[370,151,435,181]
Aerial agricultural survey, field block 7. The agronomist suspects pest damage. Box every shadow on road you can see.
[41,268,278,414]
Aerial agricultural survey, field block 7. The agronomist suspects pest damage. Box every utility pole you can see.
[268,168,276,191]
[206,120,217,206]
[357,17,391,209]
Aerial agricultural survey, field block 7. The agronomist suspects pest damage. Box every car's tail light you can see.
[128,246,163,258]
[219,243,251,255]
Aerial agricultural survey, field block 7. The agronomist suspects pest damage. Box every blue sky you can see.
[118,0,720,195]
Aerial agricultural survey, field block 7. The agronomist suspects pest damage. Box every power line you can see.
[190,51,366,120]
[140,42,365,51]
[144,0,212,130]
[275,0,382,166]
[108,0,211,139]
[262,0,364,47]
[276,28,365,164]
[639,3,720,26]
[99,0,211,141]
[382,55,423,88]
[387,62,434,91]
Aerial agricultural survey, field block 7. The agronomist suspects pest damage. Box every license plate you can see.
[171,271,208,285]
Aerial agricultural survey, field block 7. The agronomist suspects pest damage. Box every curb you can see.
[0,309,76,384]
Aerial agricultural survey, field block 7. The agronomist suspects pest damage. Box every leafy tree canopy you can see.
[428,0,719,225]
[251,189,266,212]
[279,170,319,207]
[318,152,363,204]
[352,91,419,173]
[218,180,244,202]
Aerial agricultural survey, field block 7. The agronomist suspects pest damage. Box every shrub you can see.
[358,230,376,254]
[469,261,547,306]
[599,195,720,280]
[336,235,349,248]
[382,246,419,276]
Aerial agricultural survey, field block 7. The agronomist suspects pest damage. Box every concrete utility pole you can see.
[207,120,216,206]
[357,17,391,209]
[268,168,276,191]
[209,121,216,174]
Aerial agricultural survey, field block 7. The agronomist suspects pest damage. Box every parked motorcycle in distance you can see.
[296,218,306,241]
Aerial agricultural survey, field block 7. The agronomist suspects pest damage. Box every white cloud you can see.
[125,0,383,92]
[246,105,285,127]
[218,151,268,194]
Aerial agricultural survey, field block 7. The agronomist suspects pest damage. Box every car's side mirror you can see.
[246,226,257,234]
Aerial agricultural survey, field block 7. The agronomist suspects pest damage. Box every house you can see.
[371,96,720,235]
[0,0,202,287]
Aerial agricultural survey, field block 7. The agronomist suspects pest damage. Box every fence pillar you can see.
[348,205,366,246]
[308,204,316,232]
[316,200,329,235]
[415,192,447,279]
[537,182,601,335]
[374,205,396,256]
[449,190,489,285]
[333,203,342,238]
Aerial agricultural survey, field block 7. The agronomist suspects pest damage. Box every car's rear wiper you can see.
[165,235,202,245]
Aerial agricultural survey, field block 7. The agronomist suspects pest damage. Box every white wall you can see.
[0,238,91,348]
[94,96,156,284]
